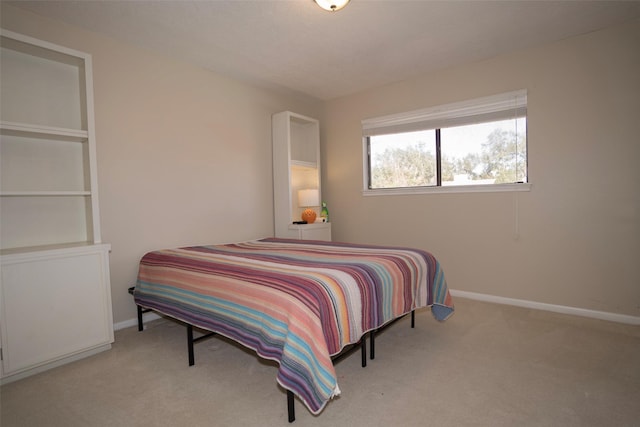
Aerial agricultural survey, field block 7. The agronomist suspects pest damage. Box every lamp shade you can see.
[298,189,320,207]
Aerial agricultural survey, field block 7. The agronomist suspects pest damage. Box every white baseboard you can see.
[450,289,640,325]
[114,311,162,331]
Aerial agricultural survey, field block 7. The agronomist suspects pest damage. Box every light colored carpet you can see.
[1,298,639,427]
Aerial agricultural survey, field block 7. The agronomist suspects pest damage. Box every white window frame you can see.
[362,90,532,196]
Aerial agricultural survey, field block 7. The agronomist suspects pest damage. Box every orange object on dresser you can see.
[301,208,317,223]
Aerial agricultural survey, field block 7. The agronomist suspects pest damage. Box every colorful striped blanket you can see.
[134,238,454,414]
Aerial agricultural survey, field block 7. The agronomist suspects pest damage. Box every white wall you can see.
[323,19,640,318]
[3,4,638,323]
[1,5,324,325]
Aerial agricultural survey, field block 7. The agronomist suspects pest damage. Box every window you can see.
[362,90,529,194]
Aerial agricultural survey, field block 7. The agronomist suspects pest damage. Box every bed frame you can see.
[128,286,415,422]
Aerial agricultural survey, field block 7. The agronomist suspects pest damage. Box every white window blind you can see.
[362,89,527,137]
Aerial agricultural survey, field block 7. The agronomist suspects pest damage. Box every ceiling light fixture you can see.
[314,0,350,12]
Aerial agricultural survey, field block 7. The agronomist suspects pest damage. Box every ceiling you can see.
[7,0,640,100]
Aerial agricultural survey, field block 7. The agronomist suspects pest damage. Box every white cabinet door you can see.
[0,244,113,377]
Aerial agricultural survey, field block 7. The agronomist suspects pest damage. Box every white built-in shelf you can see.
[0,28,113,385]
[0,241,96,256]
[273,111,331,241]
[1,28,101,251]
[0,191,91,197]
[291,160,317,169]
[0,121,88,141]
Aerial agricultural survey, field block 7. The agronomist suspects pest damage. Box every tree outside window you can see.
[368,117,526,189]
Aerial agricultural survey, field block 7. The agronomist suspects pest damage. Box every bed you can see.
[133,238,454,421]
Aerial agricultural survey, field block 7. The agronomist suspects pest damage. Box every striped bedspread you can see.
[134,238,454,414]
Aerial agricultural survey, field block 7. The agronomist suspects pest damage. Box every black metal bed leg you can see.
[287,390,295,423]
[128,286,145,332]
[136,305,144,331]
[185,325,215,367]
[370,330,375,360]
[360,334,367,367]
[187,324,195,366]
[411,310,415,328]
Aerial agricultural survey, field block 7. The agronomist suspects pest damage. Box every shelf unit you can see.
[0,29,113,383]
[272,111,331,241]
[0,29,102,251]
